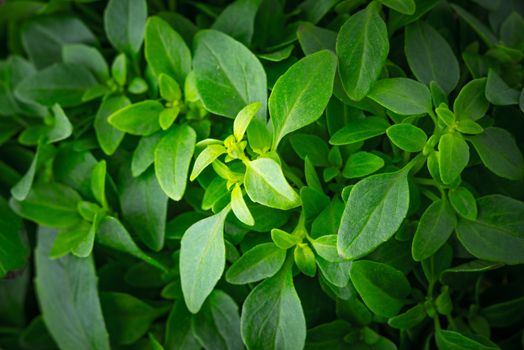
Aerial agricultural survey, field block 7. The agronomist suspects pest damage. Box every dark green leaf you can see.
[368,78,432,115]
[336,4,389,101]
[338,169,410,259]
[104,0,147,56]
[35,228,110,350]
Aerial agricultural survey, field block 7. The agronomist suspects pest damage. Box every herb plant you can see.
[1,0,524,349]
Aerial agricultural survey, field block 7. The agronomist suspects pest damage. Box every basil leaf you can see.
[330,117,389,145]
[412,198,457,261]
[382,0,415,14]
[367,78,432,115]
[101,292,168,345]
[193,29,267,119]
[35,228,110,350]
[94,95,130,155]
[485,69,520,106]
[336,4,389,101]
[350,260,411,317]
[448,187,478,221]
[118,166,167,252]
[436,330,498,350]
[226,242,286,284]
[154,124,196,201]
[145,16,191,86]
[21,16,96,69]
[132,131,163,177]
[269,50,337,148]
[453,78,489,121]
[62,44,109,82]
[438,133,470,184]
[338,170,410,259]
[342,151,385,179]
[231,184,255,226]
[297,23,336,55]
[456,195,524,265]
[108,100,163,136]
[191,290,242,350]
[244,158,301,210]
[387,123,428,152]
[0,196,27,278]
[97,216,167,272]
[10,182,82,228]
[405,21,460,93]
[15,63,97,107]
[165,301,200,350]
[180,206,230,313]
[240,257,306,350]
[468,127,524,180]
[212,0,261,45]
[104,0,147,56]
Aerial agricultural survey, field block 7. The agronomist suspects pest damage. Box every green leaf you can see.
[190,144,226,181]
[191,290,243,350]
[436,330,498,350]
[448,187,477,220]
[271,228,301,249]
[118,166,167,252]
[485,69,520,106]
[108,100,163,136]
[367,78,432,115]
[15,63,97,107]
[468,127,524,180]
[450,5,497,47]
[21,16,96,69]
[11,143,45,201]
[165,301,200,349]
[453,78,489,121]
[330,117,389,145]
[154,124,196,201]
[241,257,306,350]
[46,104,73,144]
[62,44,109,82]
[10,182,82,228]
[294,243,317,277]
[338,169,410,259]
[290,134,330,167]
[234,102,261,142]
[269,50,337,148]
[297,23,336,55]
[100,292,168,345]
[336,4,389,101]
[342,151,385,179]
[35,228,110,350]
[193,29,267,119]
[0,197,27,278]
[455,119,484,135]
[244,158,301,210]
[132,131,163,177]
[97,216,167,272]
[212,0,261,45]
[404,21,459,93]
[382,0,416,14]
[456,195,524,265]
[387,124,428,152]
[159,74,182,102]
[111,53,127,86]
[350,260,411,317]
[94,95,130,155]
[226,242,286,285]
[180,206,230,313]
[387,304,427,329]
[317,257,351,288]
[145,16,191,86]
[231,184,255,226]
[438,133,470,184]
[104,0,147,56]
[412,198,457,261]
[311,235,341,262]
[91,160,107,208]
